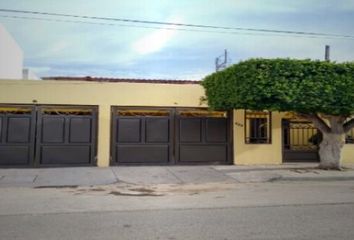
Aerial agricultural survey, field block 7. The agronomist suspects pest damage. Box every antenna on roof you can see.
[215,49,229,71]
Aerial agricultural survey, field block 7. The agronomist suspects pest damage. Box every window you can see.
[245,110,271,144]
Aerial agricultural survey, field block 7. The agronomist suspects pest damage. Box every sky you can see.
[0,0,354,80]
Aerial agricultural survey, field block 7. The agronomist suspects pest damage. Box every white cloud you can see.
[132,16,182,55]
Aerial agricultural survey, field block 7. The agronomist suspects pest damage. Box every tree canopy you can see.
[202,59,354,116]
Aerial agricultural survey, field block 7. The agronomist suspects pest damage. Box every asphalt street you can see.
[1,203,354,240]
[1,181,354,240]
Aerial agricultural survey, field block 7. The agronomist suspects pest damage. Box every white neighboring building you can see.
[0,23,39,80]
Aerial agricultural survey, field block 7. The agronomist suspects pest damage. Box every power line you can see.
[0,8,354,39]
[0,14,351,40]
[0,15,297,37]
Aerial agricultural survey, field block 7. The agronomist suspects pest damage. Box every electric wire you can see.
[0,8,354,40]
[0,14,351,40]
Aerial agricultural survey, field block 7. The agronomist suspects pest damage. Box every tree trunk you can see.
[318,133,345,170]
[301,114,348,170]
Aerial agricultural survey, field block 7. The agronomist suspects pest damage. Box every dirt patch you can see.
[50,181,238,197]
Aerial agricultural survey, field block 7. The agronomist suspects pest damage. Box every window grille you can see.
[245,110,271,144]
[117,110,169,117]
[178,110,227,118]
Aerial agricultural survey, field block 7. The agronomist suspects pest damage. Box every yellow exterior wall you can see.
[342,145,354,164]
[0,79,353,166]
[0,80,206,167]
[0,80,205,107]
[97,105,111,167]
[233,110,282,165]
[233,110,354,165]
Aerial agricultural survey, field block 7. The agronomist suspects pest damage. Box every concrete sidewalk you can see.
[0,164,354,188]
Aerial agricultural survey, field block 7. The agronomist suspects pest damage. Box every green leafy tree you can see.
[202,59,354,169]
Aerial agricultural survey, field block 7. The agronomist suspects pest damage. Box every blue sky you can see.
[0,0,354,80]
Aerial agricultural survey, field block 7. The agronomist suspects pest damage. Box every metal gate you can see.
[0,105,36,166]
[36,106,97,166]
[282,119,319,162]
[176,109,231,164]
[111,108,173,164]
[0,105,97,167]
[111,107,231,165]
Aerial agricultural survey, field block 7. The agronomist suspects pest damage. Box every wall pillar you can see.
[96,105,111,167]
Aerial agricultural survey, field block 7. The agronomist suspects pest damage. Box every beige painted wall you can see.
[0,80,206,167]
[0,80,205,107]
[342,145,354,164]
[233,110,353,165]
[0,79,352,166]
[233,110,282,165]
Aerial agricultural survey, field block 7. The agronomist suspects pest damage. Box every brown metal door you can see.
[35,106,97,166]
[111,108,173,165]
[175,109,231,164]
[282,119,319,162]
[0,105,36,166]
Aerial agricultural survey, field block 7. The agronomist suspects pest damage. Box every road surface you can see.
[1,181,354,240]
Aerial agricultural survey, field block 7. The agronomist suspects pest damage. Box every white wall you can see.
[0,23,24,79]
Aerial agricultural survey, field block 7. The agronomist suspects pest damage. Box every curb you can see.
[278,176,354,182]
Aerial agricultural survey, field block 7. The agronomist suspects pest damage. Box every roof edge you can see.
[42,76,202,85]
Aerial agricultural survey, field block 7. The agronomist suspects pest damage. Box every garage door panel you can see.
[176,110,230,164]
[146,118,169,143]
[40,146,91,165]
[117,118,141,143]
[7,117,31,143]
[117,145,169,163]
[179,145,227,163]
[36,106,97,166]
[112,108,172,164]
[179,119,202,143]
[41,117,65,143]
[0,105,96,167]
[206,119,227,143]
[0,146,30,165]
[112,108,230,165]
[69,118,92,143]
[0,106,35,167]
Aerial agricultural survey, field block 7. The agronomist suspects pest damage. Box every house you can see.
[0,23,39,80]
[0,77,352,167]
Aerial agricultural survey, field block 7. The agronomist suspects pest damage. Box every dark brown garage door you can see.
[35,106,97,166]
[111,107,231,165]
[111,108,173,164]
[0,106,36,166]
[176,109,231,164]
